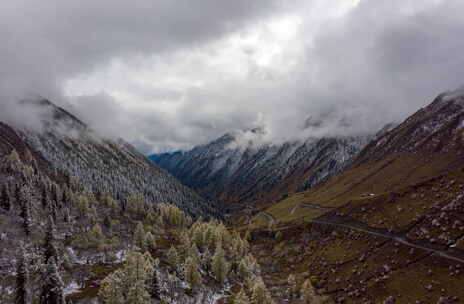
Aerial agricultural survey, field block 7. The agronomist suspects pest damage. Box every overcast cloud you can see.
[1,0,463,153]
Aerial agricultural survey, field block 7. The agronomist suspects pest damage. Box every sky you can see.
[1,0,464,154]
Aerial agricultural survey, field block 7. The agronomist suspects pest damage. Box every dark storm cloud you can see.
[1,0,464,154]
[305,0,464,120]
[0,0,281,110]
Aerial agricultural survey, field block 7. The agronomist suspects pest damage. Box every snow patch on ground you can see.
[64,280,81,295]
[66,247,87,265]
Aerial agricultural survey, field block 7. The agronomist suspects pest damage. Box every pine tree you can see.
[148,268,160,300]
[61,188,68,207]
[41,186,48,209]
[126,280,151,304]
[193,224,205,249]
[211,242,229,284]
[287,274,298,298]
[188,243,201,265]
[201,247,212,271]
[0,185,11,211]
[184,257,202,289]
[39,261,66,304]
[15,247,29,304]
[98,270,124,304]
[19,186,32,236]
[124,251,154,288]
[167,246,179,271]
[103,215,112,230]
[145,231,156,250]
[238,257,251,280]
[133,222,147,250]
[301,279,317,304]
[14,184,21,209]
[89,223,105,250]
[6,150,22,172]
[251,279,273,304]
[234,289,250,304]
[44,217,58,264]
[51,184,61,207]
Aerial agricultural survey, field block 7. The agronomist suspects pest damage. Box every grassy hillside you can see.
[243,150,464,303]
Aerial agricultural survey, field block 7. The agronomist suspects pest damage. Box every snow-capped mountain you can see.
[152,129,372,209]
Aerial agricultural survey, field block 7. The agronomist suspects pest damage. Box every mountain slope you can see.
[248,91,464,304]
[152,131,372,210]
[32,99,218,217]
[0,98,223,302]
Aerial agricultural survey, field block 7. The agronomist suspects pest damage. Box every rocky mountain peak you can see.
[355,91,464,164]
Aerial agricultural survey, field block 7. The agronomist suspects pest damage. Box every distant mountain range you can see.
[151,128,378,210]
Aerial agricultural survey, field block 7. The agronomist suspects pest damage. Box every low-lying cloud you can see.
[1,0,464,154]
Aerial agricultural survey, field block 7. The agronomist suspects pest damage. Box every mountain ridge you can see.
[247,91,464,303]
[151,128,373,210]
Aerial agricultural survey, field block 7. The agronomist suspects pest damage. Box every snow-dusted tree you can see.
[167,246,179,271]
[61,186,70,207]
[287,274,298,298]
[19,187,32,236]
[188,243,201,265]
[0,185,11,211]
[124,251,154,284]
[145,231,156,250]
[133,221,147,250]
[203,225,216,250]
[44,216,58,264]
[301,279,317,304]
[127,280,151,304]
[158,203,192,228]
[15,247,29,304]
[99,251,153,304]
[101,193,118,209]
[238,255,260,280]
[177,231,191,261]
[211,242,229,284]
[126,193,146,216]
[76,195,90,219]
[146,206,157,223]
[51,183,61,207]
[5,150,22,172]
[192,223,206,249]
[39,261,66,304]
[98,269,124,304]
[251,279,274,304]
[40,186,48,209]
[238,258,251,280]
[148,268,160,300]
[234,289,250,304]
[184,256,202,289]
[90,223,104,241]
[201,247,212,271]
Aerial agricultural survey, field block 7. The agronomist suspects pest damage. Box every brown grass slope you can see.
[246,93,464,303]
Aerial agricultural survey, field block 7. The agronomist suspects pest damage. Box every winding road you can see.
[255,202,464,264]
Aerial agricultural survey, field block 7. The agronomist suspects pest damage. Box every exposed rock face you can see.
[152,132,371,209]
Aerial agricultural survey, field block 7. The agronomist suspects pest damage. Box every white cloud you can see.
[1,0,464,154]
